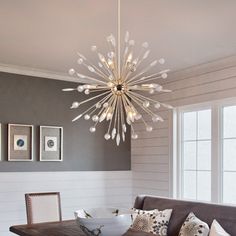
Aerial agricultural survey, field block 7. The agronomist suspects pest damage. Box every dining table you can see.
[9,220,87,236]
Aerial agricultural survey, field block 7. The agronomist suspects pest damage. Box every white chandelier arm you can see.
[79,91,110,106]
[128,74,162,86]
[125,60,158,83]
[77,52,110,81]
[117,97,121,140]
[113,97,119,133]
[120,98,125,138]
[81,61,110,82]
[72,93,112,122]
[128,69,170,86]
[121,95,132,125]
[106,96,118,134]
[89,88,110,93]
[134,49,150,69]
[106,38,119,79]
[130,123,137,137]
[72,103,96,122]
[97,53,117,80]
[76,73,107,85]
[128,90,159,104]
[125,92,155,117]
[84,54,112,80]
[88,93,113,116]
[120,45,129,77]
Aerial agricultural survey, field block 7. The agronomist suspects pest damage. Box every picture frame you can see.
[40,126,63,162]
[8,124,33,161]
[0,123,1,161]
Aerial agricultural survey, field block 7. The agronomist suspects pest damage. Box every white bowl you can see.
[74,208,132,236]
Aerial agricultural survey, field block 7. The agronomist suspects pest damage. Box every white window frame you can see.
[174,97,236,204]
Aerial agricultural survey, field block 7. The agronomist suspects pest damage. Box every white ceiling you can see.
[0,0,236,80]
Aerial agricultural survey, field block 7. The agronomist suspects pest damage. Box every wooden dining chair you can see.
[25,192,62,224]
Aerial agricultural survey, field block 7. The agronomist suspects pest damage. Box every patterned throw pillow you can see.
[179,212,209,236]
[209,220,230,236]
[131,208,172,236]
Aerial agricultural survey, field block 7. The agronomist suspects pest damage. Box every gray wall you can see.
[0,72,131,171]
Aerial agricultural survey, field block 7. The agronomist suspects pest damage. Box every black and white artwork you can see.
[8,124,33,161]
[45,136,57,152]
[40,126,63,161]
[0,123,1,161]
[14,135,28,151]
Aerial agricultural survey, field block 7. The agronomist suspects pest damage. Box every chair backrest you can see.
[25,192,62,224]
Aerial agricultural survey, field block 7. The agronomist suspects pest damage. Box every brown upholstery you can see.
[124,195,236,236]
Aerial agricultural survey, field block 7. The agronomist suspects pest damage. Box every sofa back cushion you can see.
[134,195,236,236]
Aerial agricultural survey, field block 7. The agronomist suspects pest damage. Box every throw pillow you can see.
[179,212,209,236]
[209,220,230,236]
[131,208,172,236]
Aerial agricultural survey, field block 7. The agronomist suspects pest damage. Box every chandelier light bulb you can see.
[92,115,99,122]
[142,42,149,48]
[143,101,150,108]
[96,103,102,109]
[103,102,109,108]
[84,114,90,120]
[104,133,111,140]
[161,73,168,79]
[84,89,90,95]
[77,85,84,92]
[146,126,153,132]
[77,58,83,64]
[71,102,80,109]
[132,133,138,139]
[159,58,165,65]
[149,89,155,94]
[108,51,115,58]
[69,68,75,75]
[89,127,96,133]
[153,114,164,122]
[154,103,161,109]
[135,113,142,120]
[107,82,113,88]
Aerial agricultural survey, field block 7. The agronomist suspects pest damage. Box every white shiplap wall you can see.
[131,55,236,199]
[0,171,132,236]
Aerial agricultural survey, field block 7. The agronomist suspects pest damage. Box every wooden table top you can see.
[10,220,86,236]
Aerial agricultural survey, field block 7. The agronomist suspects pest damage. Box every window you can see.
[175,99,236,204]
[222,105,236,204]
[181,109,211,201]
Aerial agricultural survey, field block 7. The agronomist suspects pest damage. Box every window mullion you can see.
[211,103,220,203]
[196,112,198,200]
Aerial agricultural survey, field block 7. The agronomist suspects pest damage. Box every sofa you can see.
[124,195,236,235]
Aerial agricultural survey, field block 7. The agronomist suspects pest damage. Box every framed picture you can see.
[40,126,63,161]
[8,124,33,161]
[0,123,1,161]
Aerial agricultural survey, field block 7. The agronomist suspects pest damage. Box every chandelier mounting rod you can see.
[118,0,121,79]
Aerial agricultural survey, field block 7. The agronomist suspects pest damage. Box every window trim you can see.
[174,97,236,204]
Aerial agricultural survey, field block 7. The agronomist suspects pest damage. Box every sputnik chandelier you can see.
[63,0,173,146]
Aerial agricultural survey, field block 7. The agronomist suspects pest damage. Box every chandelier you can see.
[63,0,173,146]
